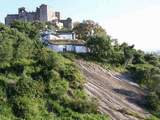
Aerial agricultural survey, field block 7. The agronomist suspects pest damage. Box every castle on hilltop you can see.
[5,4,72,29]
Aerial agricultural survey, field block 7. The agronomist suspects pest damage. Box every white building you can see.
[48,40,88,53]
[41,30,88,53]
[41,30,75,40]
[56,31,76,40]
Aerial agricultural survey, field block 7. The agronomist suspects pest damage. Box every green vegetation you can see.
[0,21,109,120]
[146,115,160,120]
[1,19,160,119]
[73,20,106,40]
[72,20,160,119]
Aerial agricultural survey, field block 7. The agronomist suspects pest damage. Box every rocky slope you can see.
[77,60,150,120]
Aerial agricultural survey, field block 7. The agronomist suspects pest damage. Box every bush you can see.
[127,64,154,83]
[0,103,16,120]
[68,99,98,114]
[15,77,45,98]
[11,96,45,119]
[59,63,84,89]
[146,92,160,114]
[49,79,69,98]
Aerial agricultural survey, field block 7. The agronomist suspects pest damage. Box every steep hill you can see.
[77,60,150,120]
[0,23,109,120]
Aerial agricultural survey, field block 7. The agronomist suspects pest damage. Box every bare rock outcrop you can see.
[77,60,150,120]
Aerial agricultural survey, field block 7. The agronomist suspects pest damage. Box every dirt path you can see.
[77,60,150,120]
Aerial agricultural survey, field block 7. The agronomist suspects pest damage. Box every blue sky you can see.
[0,0,160,51]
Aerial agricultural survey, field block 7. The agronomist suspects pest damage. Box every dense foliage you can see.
[73,20,106,40]
[0,22,109,120]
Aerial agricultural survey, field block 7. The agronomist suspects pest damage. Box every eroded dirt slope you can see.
[77,60,150,120]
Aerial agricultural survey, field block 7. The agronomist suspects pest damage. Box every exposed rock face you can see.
[77,60,150,120]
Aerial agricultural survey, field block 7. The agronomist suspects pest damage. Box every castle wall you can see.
[60,18,72,29]
[5,4,72,29]
[5,14,19,25]
[39,4,48,22]
[26,12,36,22]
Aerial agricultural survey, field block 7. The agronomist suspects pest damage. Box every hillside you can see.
[77,60,150,120]
[1,20,160,120]
[0,23,109,120]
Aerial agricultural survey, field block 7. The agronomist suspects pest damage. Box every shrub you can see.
[146,92,160,113]
[59,63,84,89]
[15,77,45,98]
[49,79,69,98]
[11,96,45,119]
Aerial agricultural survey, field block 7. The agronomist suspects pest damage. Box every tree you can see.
[73,20,106,40]
[120,43,135,67]
[0,23,36,63]
[0,37,13,63]
[32,21,46,31]
[144,53,159,66]
[150,74,160,92]
[132,50,145,64]
[45,22,59,31]
[112,38,120,51]
[86,34,113,62]
[10,21,39,39]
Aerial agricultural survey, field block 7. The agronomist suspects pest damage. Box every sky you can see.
[0,0,160,51]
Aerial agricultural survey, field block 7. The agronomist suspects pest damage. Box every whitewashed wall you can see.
[46,34,60,40]
[59,34,73,40]
[66,45,75,51]
[48,45,64,52]
[75,46,87,53]
[48,44,87,53]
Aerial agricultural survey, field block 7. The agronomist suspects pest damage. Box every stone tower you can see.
[55,12,60,20]
[39,4,48,22]
[5,4,72,29]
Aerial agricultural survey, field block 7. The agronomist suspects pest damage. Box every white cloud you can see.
[103,5,160,51]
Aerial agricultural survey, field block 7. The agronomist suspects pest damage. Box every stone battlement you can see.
[5,4,72,29]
